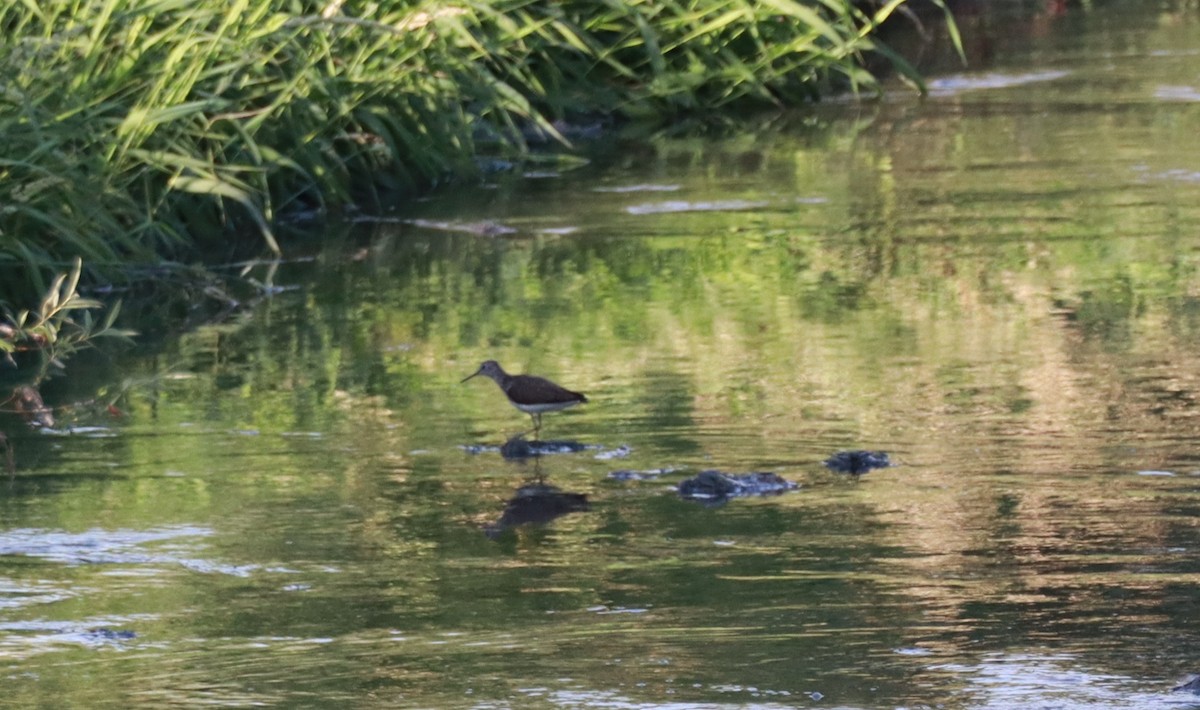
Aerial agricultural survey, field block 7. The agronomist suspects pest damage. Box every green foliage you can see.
[476,0,942,116]
[0,257,135,384]
[0,0,951,303]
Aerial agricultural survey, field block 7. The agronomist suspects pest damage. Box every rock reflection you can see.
[824,450,891,476]
[2,385,54,429]
[484,481,589,539]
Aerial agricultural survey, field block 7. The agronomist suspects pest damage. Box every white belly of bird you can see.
[514,401,580,414]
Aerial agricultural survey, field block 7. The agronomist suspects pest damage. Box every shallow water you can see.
[5,1,1200,707]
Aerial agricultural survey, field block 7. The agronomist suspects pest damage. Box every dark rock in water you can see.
[824,450,891,475]
[1174,675,1200,694]
[499,435,589,460]
[679,470,740,499]
[461,437,591,459]
[485,483,589,538]
[677,470,797,501]
[86,628,137,642]
[500,437,534,459]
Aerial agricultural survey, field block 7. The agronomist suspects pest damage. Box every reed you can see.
[0,0,953,304]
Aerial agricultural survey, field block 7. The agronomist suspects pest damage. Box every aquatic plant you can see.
[0,0,955,303]
[0,257,133,470]
[0,258,134,384]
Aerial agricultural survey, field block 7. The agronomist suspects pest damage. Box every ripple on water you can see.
[624,199,770,215]
[927,70,1071,96]
[1153,85,1200,102]
[930,653,1188,710]
[0,580,73,611]
[0,618,146,657]
[592,183,682,193]
[41,426,118,438]
[517,685,799,709]
[0,526,256,576]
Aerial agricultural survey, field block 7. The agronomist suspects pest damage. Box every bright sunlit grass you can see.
[0,0,951,302]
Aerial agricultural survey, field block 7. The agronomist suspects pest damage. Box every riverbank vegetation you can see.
[1,0,953,307]
[0,259,131,467]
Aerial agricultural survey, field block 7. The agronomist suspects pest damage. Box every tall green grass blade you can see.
[0,0,952,304]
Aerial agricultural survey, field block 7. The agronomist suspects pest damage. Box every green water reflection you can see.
[4,1,1200,707]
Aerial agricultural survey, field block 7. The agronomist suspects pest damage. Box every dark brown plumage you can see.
[461,360,587,434]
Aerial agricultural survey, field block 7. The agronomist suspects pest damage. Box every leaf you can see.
[171,175,280,254]
[117,101,212,136]
[101,299,123,331]
[63,257,83,308]
[39,272,67,320]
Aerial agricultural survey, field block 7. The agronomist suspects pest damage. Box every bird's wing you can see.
[506,376,586,405]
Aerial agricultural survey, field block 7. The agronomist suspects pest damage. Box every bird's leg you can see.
[531,413,542,440]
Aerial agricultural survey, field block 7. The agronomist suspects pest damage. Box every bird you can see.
[461,360,587,436]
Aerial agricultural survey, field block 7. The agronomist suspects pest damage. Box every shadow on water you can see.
[463,433,594,538]
[824,449,893,475]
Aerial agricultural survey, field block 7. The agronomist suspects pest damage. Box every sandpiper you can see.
[461,360,587,435]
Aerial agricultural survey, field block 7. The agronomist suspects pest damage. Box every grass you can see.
[0,0,956,304]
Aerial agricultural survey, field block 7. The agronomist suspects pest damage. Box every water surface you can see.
[4,2,1200,707]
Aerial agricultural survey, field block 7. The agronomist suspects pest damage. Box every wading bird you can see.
[461,360,587,436]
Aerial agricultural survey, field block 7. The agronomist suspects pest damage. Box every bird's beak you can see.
[460,369,482,384]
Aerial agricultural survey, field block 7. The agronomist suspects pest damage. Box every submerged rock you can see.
[1174,675,1200,694]
[462,436,596,459]
[824,450,891,475]
[677,470,797,501]
[87,628,137,642]
[499,436,589,460]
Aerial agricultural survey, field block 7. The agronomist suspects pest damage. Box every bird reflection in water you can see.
[481,433,591,538]
[484,480,589,539]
